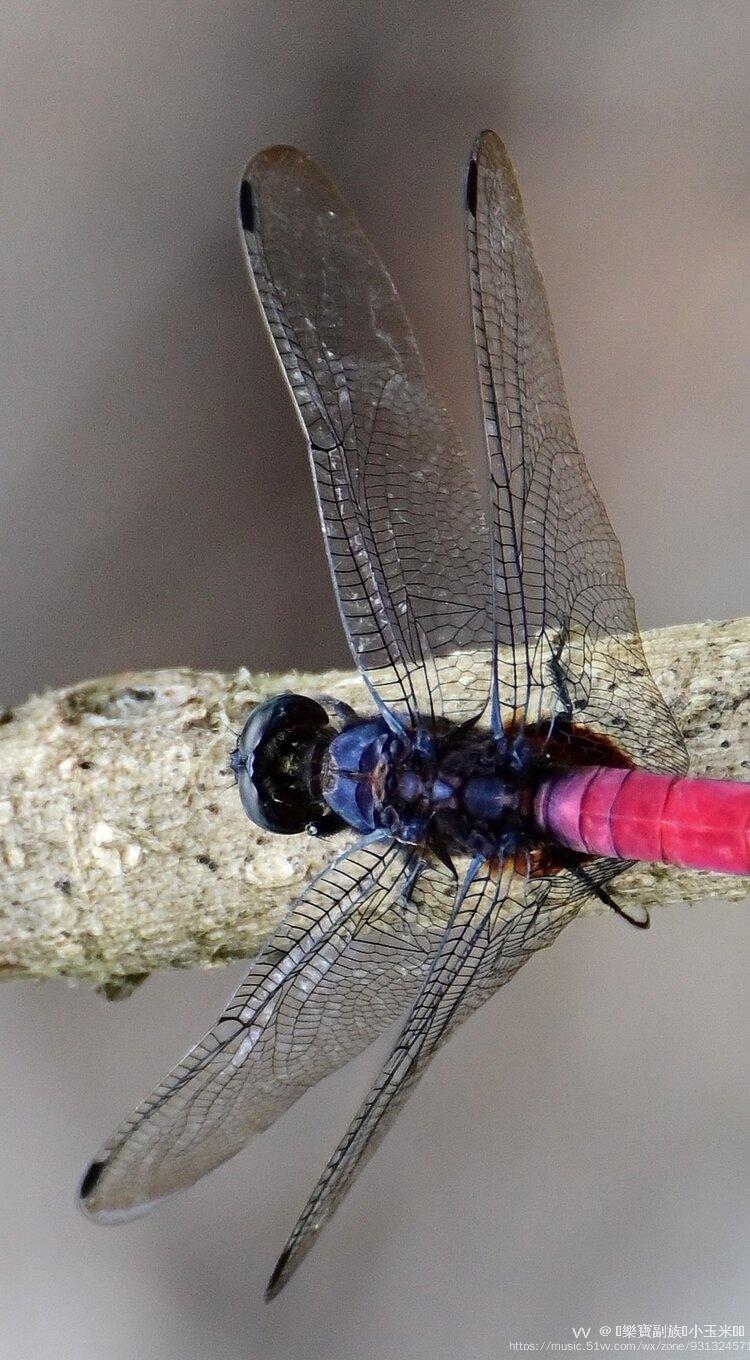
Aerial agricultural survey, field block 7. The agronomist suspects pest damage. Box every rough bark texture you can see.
[0,617,747,993]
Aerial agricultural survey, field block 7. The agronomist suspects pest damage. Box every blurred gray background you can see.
[1,3,748,1357]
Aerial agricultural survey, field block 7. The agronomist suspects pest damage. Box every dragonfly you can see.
[78,131,750,1296]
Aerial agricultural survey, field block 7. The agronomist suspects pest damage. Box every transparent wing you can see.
[79,838,455,1222]
[266,854,589,1298]
[467,130,687,772]
[239,145,494,727]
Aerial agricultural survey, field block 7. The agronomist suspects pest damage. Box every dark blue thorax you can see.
[320,714,531,859]
[321,718,395,832]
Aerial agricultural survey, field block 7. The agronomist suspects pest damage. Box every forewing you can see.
[79,838,453,1222]
[266,855,587,1297]
[467,131,687,771]
[239,145,494,726]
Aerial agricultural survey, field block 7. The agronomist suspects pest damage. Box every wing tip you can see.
[265,1238,305,1301]
[473,130,517,176]
[77,1156,165,1226]
[468,130,523,216]
[467,131,515,212]
[238,145,320,234]
[265,1217,325,1299]
[264,1254,289,1302]
[240,144,308,189]
[472,128,508,158]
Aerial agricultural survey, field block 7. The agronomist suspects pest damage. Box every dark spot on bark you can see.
[97,972,149,1002]
[54,879,72,896]
[183,712,215,731]
[720,739,730,748]
[60,688,99,723]
[197,854,218,871]
[79,760,93,770]
[63,684,161,723]
[0,708,13,727]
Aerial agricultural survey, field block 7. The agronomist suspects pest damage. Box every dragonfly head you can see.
[230,693,344,836]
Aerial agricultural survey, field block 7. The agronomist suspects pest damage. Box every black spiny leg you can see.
[548,626,575,721]
[565,857,650,930]
[393,856,425,918]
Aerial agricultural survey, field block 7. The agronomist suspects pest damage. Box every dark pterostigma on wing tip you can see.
[239,178,255,233]
[77,1158,166,1225]
[465,154,478,218]
[78,1157,105,1207]
[265,1249,293,1302]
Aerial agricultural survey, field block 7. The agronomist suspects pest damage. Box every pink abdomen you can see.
[534,767,750,875]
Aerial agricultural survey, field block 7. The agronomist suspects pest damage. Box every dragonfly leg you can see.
[548,627,575,717]
[538,629,576,753]
[564,856,650,929]
[392,855,426,918]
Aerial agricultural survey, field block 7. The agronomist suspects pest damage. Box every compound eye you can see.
[236,766,281,833]
[232,692,344,836]
[235,693,329,762]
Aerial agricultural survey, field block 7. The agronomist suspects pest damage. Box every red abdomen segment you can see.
[534,767,750,875]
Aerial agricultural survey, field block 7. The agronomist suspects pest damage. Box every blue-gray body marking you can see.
[322,713,528,859]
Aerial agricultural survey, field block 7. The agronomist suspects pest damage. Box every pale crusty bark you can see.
[0,617,747,992]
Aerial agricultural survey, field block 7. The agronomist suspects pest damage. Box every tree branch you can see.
[0,617,747,993]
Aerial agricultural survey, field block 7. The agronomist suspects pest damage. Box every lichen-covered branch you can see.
[0,617,748,992]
